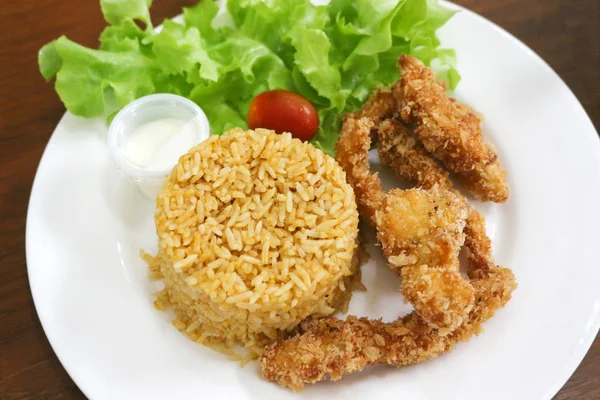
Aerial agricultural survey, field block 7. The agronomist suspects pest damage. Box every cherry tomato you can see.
[248,90,319,142]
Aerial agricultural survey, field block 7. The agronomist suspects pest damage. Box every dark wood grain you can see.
[0,1,598,399]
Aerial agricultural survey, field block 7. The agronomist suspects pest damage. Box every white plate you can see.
[26,4,600,400]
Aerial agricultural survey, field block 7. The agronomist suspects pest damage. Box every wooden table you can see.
[0,0,598,398]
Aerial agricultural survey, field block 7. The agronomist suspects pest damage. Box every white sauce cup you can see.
[107,94,211,200]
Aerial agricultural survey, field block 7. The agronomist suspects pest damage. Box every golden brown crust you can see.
[260,58,516,391]
[456,155,509,203]
[355,86,399,124]
[373,116,501,269]
[260,262,516,391]
[337,112,476,332]
[377,118,453,190]
[388,58,509,203]
[450,100,509,202]
[398,54,497,172]
[376,188,475,330]
[335,115,384,227]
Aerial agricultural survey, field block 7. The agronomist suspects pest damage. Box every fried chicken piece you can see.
[450,101,509,202]
[356,86,398,124]
[339,117,475,331]
[335,115,384,227]
[352,86,400,141]
[396,56,509,201]
[261,261,516,391]
[452,99,483,128]
[378,116,508,203]
[377,119,453,190]
[456,161,509,203]
[283,77,517,392]
[463,206,495,270]
[340,109,509,331]
[375,117,504,274]
[398,54,497,173]
[376,187,474,331]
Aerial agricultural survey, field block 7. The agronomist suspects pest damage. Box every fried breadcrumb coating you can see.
[374,116,505,275]
[398,54,497,173]
[338,116,476,331]
[456,160,509,203]
[450,100,509,202]
[260,56,517,391]
[335,115,384,226]
[376,188,475,331]
[377,118,453,190]
[261,259,516,391]
[355,87,399,132]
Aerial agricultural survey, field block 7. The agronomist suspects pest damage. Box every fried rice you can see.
[145,128,359,359]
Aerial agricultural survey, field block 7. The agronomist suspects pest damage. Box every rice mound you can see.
[147,128,359,358]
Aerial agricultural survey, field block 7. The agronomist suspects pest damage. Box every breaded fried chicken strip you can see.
[356,87,398,124]
[335,115,384,226]
[377,119,453,190]
[397,55,509,202]
[379,117,508,203]
[463,206,495,270]
[451,101,509,202]
[456,161,509,203]
[338,117,475,331]
[398,54,497,173]
[375,117,503,273]
[261,79,517,390]
[261,257,516,391]
[352,86,400,142]
[357,113,506,332]
[376,188,474,331]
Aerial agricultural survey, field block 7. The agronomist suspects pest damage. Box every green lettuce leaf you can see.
[312,108,343,156]
[99,19,149,53]
[39,0,460,156]
[191,36,294,132]
[38,41,62,81]
[183,0,224,44]
[286,25,348,111]
[41,36,157,117]
[100,0,153,27]
[149,20,220,81]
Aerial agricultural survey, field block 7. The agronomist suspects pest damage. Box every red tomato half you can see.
[248,90,319,142]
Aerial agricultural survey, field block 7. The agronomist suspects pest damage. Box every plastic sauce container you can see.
[108,94,211,200]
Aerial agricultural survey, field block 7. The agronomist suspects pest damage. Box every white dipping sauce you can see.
[118,115,210,200]
[122,118,199,170]
[107,94,212,201]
